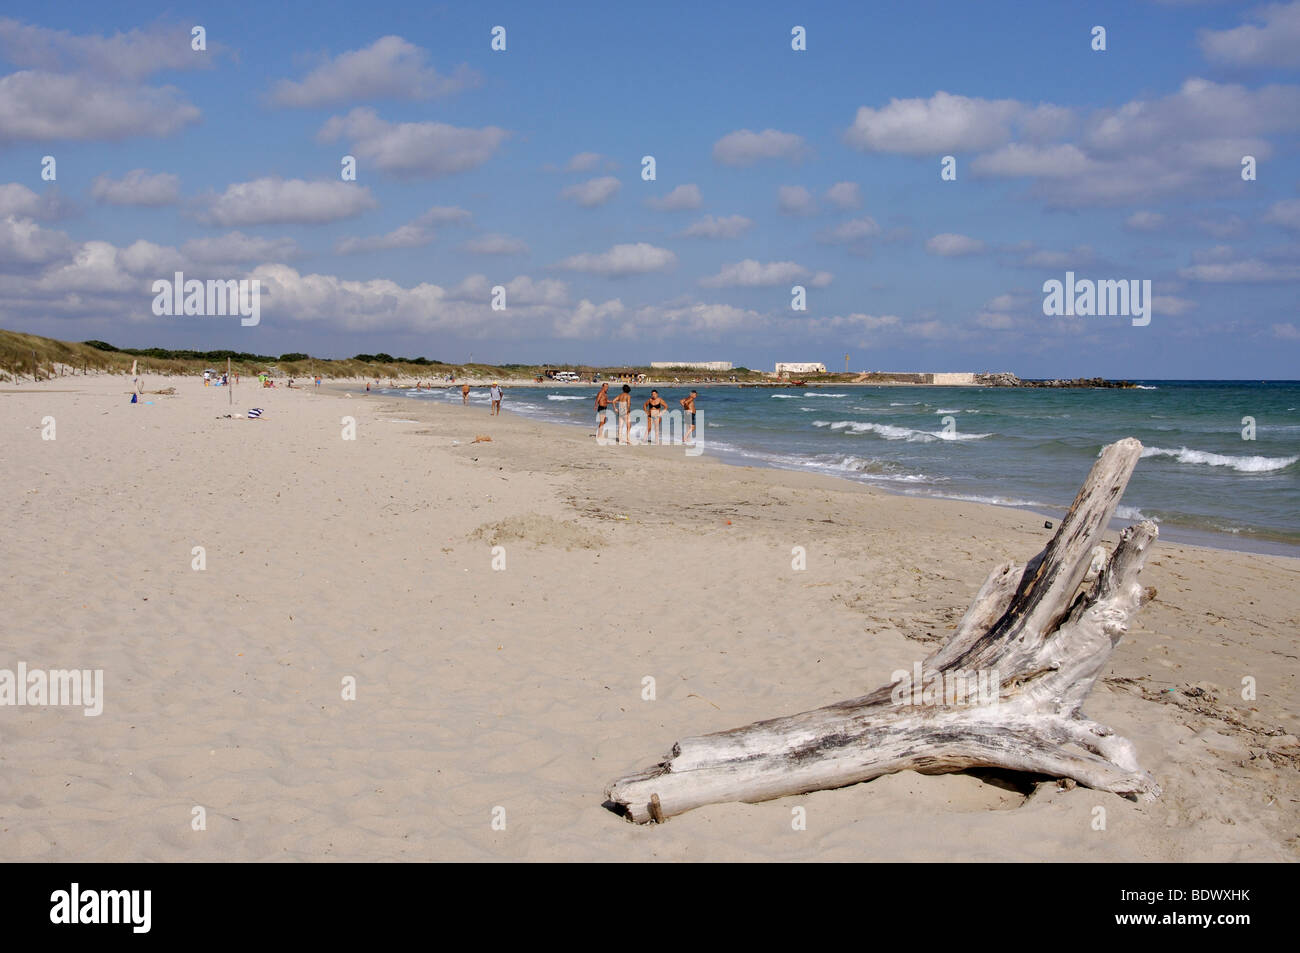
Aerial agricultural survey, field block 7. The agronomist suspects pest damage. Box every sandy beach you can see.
[1,374,1297,862]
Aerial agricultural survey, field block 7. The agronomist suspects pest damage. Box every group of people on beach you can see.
[593,382,696,445]
[445,379,690,437]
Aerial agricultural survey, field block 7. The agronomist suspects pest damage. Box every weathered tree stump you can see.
[606,438,1160,823]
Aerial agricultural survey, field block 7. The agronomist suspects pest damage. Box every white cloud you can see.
[1200,1,1300,68]
[646,184,702,211]
[270,36,479,107]
[924,233,987,256]
[632,301,763,336]
[777,185,817,216]
[118,239,185,276]
[554,242,676,276]
[1273,322,1300,340]
[335,225,433,255]
[448,274,568,306]
[0,19,213,82]
[318,108,508,179]
[1125,210,1167,232]
[1264,199,1300,230]
[0,71,199,143]
[1083,79,1299,154]
[247,265,579,336]
[712,128,807,166]
[35,239,141,294]
[91,169,180,206]
[817,217,881,245]
[1018,245,1097,269]
[970,143,1091,178]
[1194,214,1247,239]
[560,176,621,208]
[824,182,861,209]
[562,152,606,172]
[554,298,625,338]
[204,177,377,226]
[681,214,753,239]
[845,91,1029,154]
[1181,259,1300,282]
[182,231,298,264]
[1153,295,1197,316]
[0,183,68,219]
[415,205,472,226]
[1192,244,1237,264]
[462,233,528,255]
[700,259,831,288]
[802,313,902,340]
[957,79,1300,206]
[0,214,73,265]
[975,311,1015,330]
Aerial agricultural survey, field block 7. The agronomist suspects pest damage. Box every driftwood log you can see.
[606,437,1161,823]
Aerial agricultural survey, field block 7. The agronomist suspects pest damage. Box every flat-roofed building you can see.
[775,362,826,375]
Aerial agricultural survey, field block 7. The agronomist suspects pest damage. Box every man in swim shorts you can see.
[680,389,697,442]
[594,382,610,440]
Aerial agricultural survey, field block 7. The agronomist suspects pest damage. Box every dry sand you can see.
[1,374,1297,861]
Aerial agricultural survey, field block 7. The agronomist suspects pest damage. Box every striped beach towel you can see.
[247,407,263,418]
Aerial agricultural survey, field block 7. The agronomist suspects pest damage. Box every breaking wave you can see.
[1140,446,1297,473]
[812,420,991,442]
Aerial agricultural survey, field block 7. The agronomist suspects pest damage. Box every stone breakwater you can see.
[975,373,1137,389]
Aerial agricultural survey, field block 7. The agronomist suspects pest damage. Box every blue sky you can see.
[1,0,1298,377]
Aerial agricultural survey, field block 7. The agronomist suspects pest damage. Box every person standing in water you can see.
[644,389,668,444]
[594,382,610,440]
[489,382,503,415]
[461,382,471,405]
[680,389,698,443]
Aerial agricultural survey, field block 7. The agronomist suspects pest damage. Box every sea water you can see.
[389,381,1300,556]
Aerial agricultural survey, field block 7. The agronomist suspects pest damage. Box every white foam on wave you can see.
[708,441,933,484]
[1115,504,1159,522]
[936,491,1051,508]
[1140,445,1297,473]
[812,419,991,442]
[547,394,586,401]
[1134,385,1158,390]
[803,392,847,398]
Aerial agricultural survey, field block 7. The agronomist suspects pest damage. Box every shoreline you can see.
[372,384,1300,561]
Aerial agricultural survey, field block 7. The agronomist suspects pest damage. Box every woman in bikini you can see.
[613,384,632,444]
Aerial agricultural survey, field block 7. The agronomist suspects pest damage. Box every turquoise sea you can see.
[388,381,1300,556]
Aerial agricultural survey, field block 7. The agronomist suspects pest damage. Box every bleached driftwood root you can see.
[606,438,1161,823]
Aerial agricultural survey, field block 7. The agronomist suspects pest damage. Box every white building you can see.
[775,362,826,375]
[651,361,733,371]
